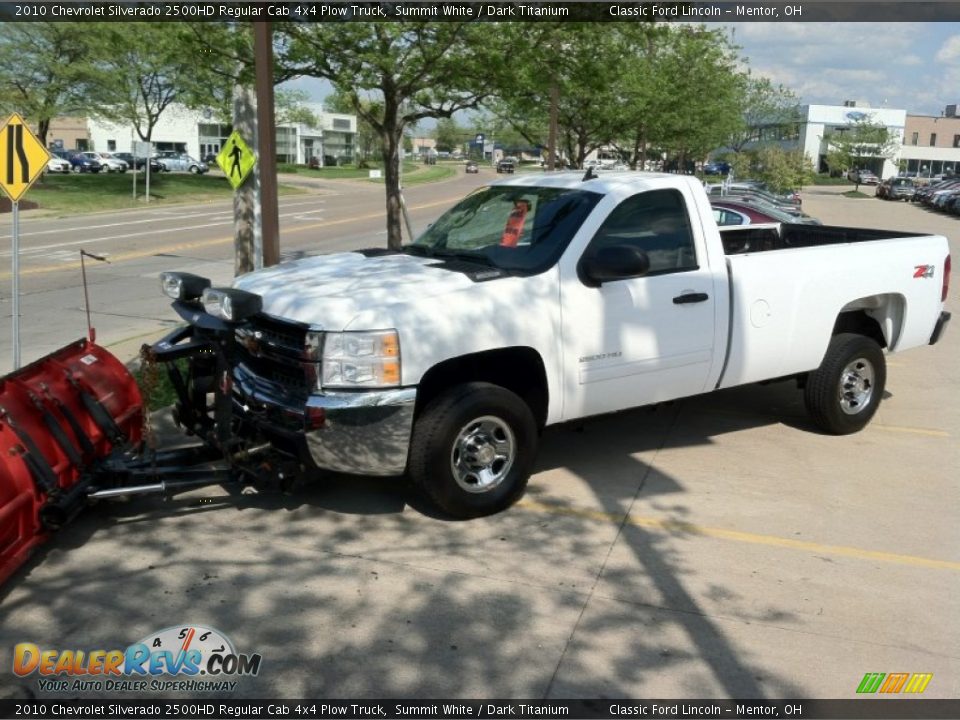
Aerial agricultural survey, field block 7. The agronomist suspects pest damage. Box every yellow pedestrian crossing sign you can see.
[216,131,255,190]
[0,113,51,202]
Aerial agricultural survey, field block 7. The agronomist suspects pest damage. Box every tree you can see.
[727,76,800,154]
[0,23,88,146]
[753,146,816,192]
[325,88,382,167]
[280,23,507,249]
[489,24,628,169]
[80,23,200,145]
[275,88,318,127]
[651,26,746,172]
[824,117,899,190]
[433,118,462,153]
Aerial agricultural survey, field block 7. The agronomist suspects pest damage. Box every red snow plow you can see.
[0,339,143,585]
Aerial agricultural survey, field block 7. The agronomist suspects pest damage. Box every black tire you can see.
[804,333,886,434]
[409,382,538,518]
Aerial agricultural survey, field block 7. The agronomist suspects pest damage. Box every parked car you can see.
[67,152,101,173]
[848,169,879,185]
[705,185,804,213]
[158,154,208,174]
[46,156,72,174]
[876,177,915,201]
[307,156,322,170]
[465,160,479,174]
[496,159,515,174]
[711,199,821,226]
[118,154,163,173]
[82,151,128,173]
[703,161,730,176]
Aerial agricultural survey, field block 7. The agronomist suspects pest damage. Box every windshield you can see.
[407,185,602,273]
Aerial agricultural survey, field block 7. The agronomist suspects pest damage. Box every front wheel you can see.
[804,333,886,434]
[409,382,538,518]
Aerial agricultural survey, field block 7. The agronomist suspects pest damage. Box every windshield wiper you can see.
[428,249,493,266]
[402,245,435,257]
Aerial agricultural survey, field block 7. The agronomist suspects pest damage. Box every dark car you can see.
[711,199,820,227]
[113,153,162,173]
[876,177,915,201]
[703,161,730,176]
[67,152,101,173]
[496,159,515,174]
[465,160,479,174]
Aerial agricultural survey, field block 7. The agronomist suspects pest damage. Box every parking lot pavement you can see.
[1,188,957,701]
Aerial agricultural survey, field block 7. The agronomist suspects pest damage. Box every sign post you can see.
[0,112,50,369]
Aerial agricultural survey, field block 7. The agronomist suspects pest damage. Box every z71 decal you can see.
[914,264,935,279]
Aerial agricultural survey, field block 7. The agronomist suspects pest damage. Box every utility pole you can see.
[254,21,279,267]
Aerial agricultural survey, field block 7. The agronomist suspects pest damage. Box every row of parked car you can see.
[705,181,820,226]
[46,150,208,175]
[911,176,960,215]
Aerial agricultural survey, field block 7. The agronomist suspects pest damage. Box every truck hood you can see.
[232,251,481,328]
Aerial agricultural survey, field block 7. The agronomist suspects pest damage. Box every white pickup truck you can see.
[157,172,951,517]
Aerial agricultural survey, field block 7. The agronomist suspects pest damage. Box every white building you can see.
[799,103,906,179]
[86,103,357,166]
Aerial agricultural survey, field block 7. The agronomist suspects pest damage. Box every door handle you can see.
[673,292,709,304]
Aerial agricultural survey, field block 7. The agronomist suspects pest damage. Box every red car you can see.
[711,199,820,226]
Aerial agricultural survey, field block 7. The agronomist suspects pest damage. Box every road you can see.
[0,180,957,702]
[0,170,488,373]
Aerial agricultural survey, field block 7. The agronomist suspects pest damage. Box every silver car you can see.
[158,154,208,174]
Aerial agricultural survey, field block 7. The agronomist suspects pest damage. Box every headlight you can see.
[321,330,400,388]
[201,287,262,322]
[159,272,211,301]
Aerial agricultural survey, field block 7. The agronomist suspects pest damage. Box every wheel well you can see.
[832,310,886,348]
[415,347,549,428]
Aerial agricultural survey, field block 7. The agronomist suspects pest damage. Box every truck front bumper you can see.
[233,364,417,476]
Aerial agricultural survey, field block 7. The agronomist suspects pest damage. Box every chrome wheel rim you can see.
[450,415,516,493]
[839,357,875,415]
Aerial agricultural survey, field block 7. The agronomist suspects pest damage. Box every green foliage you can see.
[753,147,816,192]
[79,23,202,142]
[824,117,899,188]
[727,75,800,153]
[279,22,508,248]
[0,23,89,144]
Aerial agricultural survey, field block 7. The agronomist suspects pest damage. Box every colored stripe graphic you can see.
[879,673,909,693]
[904,673,934,693]
[857,672,885,693]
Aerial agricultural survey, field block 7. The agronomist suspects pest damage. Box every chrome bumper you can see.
[233,364,416,476]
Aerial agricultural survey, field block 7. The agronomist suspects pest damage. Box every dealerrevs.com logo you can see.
[13,625,262,693]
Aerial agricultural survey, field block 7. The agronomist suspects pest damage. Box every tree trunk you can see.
[233,83,258,275]
[37,118,50,148]
[381,129,404,251]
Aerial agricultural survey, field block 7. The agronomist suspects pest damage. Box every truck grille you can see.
[234,315,315,397]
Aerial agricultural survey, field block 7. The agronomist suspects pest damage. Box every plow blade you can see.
[0,339,143,585]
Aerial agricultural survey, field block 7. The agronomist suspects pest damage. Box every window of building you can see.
[107,139,116,151]
[332,118,350,130]
[930,133,937,146]
[953,135,960,148]
[911,132,918,146]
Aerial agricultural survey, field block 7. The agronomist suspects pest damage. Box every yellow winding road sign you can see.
[216,131,255,190]
[0,113,51,202]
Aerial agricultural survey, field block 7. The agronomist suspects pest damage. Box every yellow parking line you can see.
[873,425,950,437]
[0,196,460,280]
[517,499,960,571]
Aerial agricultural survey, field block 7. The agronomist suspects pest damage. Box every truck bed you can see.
[720,223,928,255]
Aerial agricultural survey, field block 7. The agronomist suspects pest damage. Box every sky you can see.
[282,22,960,120]
[726,22,960,117]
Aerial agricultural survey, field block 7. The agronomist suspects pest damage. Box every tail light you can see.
[943,254,951,302]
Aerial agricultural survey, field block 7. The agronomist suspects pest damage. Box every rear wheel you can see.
[409,382,537,518]
[804,333,886,434]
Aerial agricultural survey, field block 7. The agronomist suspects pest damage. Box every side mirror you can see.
[580,245,650,287]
